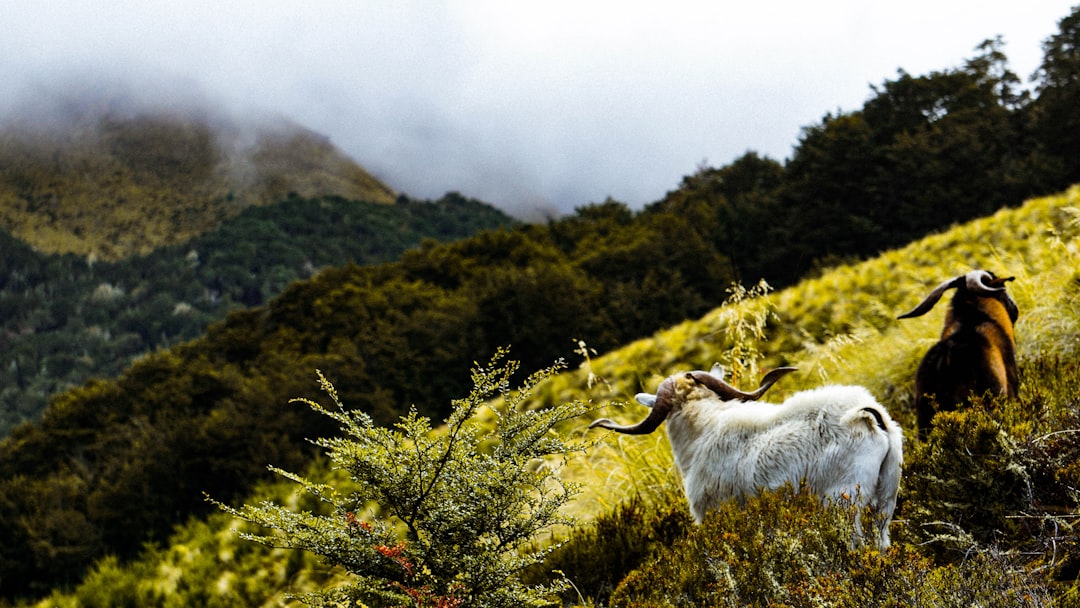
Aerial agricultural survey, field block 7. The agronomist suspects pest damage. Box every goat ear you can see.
[967,270,1014,294]
[845,406,888,433]
[897,276,963,319]
[635,393,657,408]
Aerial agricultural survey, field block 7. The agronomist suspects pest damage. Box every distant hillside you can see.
[0,192,514,437]
[0,103,396,260]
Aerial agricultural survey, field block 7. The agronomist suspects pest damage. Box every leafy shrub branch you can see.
[213,348,596,607]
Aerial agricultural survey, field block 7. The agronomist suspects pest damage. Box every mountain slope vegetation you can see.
[528,185,1080,606]
[32,184,1080,607]
[0,103,396,260]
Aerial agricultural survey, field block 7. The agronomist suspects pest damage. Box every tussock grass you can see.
[531,186,1080,605]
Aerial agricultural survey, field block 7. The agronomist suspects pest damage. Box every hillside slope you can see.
[518,192,1080,460]
[32,185,1080,607]
[549,185,1080,507]
[0,104,396,260]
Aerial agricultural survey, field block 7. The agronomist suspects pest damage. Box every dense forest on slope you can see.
[0,105,396,260]
[0,192,514,435]
[669,33,1075,287]
[3,6,1080,602]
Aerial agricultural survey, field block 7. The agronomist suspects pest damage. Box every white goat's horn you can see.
[590,376,676,435]
[966,270,1014,295]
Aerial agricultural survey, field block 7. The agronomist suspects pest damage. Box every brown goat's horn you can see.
[899,271,1014,319]
[897,275,964,319]
[590,376,677,435]
[688,366,797,401]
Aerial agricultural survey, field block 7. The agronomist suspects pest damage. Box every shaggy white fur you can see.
[596,366,903,547]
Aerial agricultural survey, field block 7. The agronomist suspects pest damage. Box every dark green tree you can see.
[1032,5,1080,187]
[763,38,1039,284]
[657,153,783,283]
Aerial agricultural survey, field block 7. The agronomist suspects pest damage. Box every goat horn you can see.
[897,275,965,319]
[899,271,1015,319]
[590,376,676,435]
[688,366,797,401]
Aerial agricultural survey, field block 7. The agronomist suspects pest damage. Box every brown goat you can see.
[898,270,1019,437]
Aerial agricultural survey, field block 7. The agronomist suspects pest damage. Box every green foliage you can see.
[897,353,1080,581]
[214,349,596,607]
[0,193,514,436]
[713,279,776,386]
[521,494,692,607]
[33,501,335,608]
[900,400,1033,552]
[1033,8,1080,187]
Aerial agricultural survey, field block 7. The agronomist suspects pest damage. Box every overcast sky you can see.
[2,1,1076,217]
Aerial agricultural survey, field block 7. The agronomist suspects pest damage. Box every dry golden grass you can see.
[548,185,1080,521]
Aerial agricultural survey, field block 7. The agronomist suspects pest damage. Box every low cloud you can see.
[1,1,1072,218]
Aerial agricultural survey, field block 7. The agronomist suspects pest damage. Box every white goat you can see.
[590,365,903,547]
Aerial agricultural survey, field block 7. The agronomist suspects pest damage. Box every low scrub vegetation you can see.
[212,349,595,607]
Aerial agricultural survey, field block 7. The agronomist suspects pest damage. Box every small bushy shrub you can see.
[900,399,1033,554]
[899,354,1080,561]
[214,349,595,608]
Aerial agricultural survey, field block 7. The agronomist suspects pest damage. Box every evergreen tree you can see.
[1033,5,1080,187]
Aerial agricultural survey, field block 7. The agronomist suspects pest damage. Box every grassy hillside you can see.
[555,186,1080,514]
[0,108,396,260]
[33,186,1080,606]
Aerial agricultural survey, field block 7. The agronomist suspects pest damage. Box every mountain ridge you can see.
[0,101,397,260]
